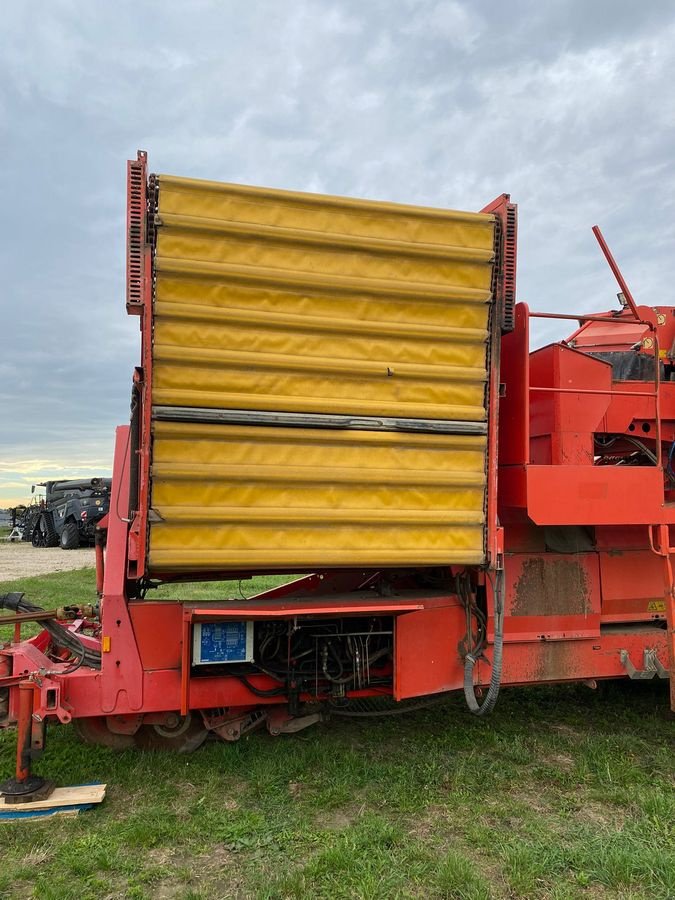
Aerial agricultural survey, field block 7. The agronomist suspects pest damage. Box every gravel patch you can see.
[0,541,95,581]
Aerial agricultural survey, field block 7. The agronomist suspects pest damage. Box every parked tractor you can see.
[23,479,112,549]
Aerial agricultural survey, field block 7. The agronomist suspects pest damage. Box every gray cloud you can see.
[1,0,674,502]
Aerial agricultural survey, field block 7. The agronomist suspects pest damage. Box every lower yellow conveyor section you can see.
[148,423,487,572]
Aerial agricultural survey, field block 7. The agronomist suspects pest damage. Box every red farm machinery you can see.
[1,152,672,802]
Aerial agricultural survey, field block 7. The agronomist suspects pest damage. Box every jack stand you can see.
[0,681,54,805]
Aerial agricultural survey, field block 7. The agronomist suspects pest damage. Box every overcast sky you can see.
[1,0,674,505]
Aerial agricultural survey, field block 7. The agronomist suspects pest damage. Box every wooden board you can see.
[0,783,106,821]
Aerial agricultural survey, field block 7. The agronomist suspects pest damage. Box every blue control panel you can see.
[192,621,254,665]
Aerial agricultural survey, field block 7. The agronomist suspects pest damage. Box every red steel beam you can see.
[592,225,640,320]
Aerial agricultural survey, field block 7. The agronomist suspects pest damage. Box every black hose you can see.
[237,675,285,697]
[331,696,445,717]
[0,592,101,670]
[463,570,504,716]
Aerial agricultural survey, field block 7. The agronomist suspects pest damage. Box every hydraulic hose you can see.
[463,570,504,716]
[0,592,101,670]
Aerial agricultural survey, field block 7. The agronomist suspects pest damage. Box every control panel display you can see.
[192,621,254,665]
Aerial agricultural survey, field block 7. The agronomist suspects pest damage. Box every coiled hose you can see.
[463,570,504,716]
[0,592,101,670]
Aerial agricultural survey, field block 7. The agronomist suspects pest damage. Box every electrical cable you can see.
[462,570,504,717]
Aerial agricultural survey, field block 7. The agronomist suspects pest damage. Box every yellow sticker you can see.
[659,349,667,358]
[647,600,666,612]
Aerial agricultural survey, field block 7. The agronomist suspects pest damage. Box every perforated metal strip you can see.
[126,151,147,311]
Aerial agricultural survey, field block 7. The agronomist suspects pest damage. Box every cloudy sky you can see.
[1,0,674,505]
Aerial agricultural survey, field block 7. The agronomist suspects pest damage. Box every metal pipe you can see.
[530,386,657,398]
[15,682,34,783]
[529,311,653,328]
[592,225,640,320]
[95,530,105,597]
[0,610,57,626]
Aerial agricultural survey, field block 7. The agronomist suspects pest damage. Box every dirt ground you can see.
[0,541,94,581]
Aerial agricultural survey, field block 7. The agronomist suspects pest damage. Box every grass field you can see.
[1,569,673,899]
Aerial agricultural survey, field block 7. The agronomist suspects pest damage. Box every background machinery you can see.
[0,152,672,801]
[20,478,112,549]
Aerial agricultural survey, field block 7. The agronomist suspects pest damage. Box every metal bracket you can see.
[205,710,266,742]
[619,648,668,680]
[267,707,323,736]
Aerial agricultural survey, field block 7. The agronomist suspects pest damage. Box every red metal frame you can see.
[1,163,673,782]
[481,193,517,572]
[125,150,153,581]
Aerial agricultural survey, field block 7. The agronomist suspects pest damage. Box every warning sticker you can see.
[647,600,666,612]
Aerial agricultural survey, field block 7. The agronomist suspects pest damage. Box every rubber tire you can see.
[134,715,209,754]
[60,521,80,550]
[73,717,135,750]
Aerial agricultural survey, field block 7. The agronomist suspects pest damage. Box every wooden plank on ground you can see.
[0,784,106,821]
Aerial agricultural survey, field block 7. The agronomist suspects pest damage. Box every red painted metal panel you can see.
[501,552,601,642]
[525,465,674,525]
[496,629,668,687]
[129,603,183,670]
[599,550,667,622]
[498,463,527,511]
[529,344,611,466]
[499,302,530,466]
[394,603,465,699]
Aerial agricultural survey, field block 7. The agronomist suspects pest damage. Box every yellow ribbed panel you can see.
[148,423,487,572]
[153,175,495,420]
[149,174,496,572]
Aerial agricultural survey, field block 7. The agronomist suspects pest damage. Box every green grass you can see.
[0,568,295,643]
[1,570,673,899]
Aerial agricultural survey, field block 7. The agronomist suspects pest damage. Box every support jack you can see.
[0,681,55,805]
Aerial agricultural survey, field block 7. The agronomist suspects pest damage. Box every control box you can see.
[192,621,254,665]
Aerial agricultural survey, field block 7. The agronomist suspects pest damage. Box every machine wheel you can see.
[134,714,209,753]
[73,717,136,750]
[32,513,58,548]
[60,521,80,550]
